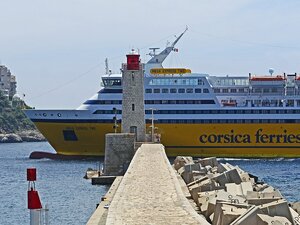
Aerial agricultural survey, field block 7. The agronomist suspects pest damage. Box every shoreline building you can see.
[0,65,17,99]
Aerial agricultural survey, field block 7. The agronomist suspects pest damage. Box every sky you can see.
[1,0,300,109]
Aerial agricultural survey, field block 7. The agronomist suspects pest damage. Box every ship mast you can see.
[146,27,188,66]
[105,58,109,75]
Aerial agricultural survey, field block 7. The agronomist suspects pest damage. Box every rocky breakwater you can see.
[174,156,300,225]
[0,130,46,143]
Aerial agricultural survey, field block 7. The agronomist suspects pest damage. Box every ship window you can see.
[132,104,135,111]
[154,89,160,93]
[112,100,119,104]
[230,89,237,93]
[186,88,193,93]
[203,89,209,93]
[238,88,245,93]
[103,78,122,86]
[263,88,270,93]
[195,89,202,93]
[93,110,104,114]
[149,78,198,86]
[145,89,152,93]
[104,100,111,104]
[63,130,78,141]
[98,89,122,94]
[214,89,220,93]
[201,100,215,104]
[170,88,177,93]
[162,88,169,93]
[222,89,228,93]
[198,79,204,85]
[178,89,185,93]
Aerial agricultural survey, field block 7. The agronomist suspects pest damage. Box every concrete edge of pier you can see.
[86,176,122,225]
[160,145,209,223]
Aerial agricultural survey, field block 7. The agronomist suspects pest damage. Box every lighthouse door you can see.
[130,126,137,140]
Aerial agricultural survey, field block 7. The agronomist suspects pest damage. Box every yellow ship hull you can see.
[34,122,300,158]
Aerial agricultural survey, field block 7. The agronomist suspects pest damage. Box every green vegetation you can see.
[0,91,36,133]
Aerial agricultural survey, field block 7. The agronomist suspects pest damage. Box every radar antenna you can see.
[148,47,160,57]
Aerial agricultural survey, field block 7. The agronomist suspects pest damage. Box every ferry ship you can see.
[25,30,300,158]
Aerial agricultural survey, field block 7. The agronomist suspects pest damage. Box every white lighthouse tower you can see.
[121,50,146,142]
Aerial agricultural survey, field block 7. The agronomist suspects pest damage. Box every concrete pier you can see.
[87,144,209,225]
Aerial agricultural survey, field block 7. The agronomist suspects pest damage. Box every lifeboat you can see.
[221,100,237,107]
[250,75,285,81]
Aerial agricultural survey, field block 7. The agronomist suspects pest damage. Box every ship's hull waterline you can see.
[34,121,300,158]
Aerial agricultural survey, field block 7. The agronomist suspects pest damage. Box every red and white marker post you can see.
[27,168,48,225]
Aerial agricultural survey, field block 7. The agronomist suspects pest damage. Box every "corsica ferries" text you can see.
[199,129,300,144]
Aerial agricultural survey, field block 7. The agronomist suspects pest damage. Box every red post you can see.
[27,168,42,209]
[28,190,42,209]
[27,168,36,181]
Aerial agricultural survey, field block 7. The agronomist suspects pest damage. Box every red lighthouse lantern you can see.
[126,50,140,70]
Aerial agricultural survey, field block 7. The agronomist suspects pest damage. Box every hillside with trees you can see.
[0,91,45,142]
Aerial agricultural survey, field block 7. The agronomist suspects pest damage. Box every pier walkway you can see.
[104,144,208,225]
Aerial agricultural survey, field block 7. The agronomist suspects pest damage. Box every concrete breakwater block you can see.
[212,201,250,225]
[291,202,300,213]
[84,169,100,179]
[173,156,300,225]
[225,182,253,197]
[197,157,218,168]
[173,156,194,171]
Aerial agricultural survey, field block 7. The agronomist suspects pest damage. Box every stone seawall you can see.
[0,130,46,143]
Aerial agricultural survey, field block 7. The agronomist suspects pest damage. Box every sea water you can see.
[0,142,108,225]
[0,142,299,225]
